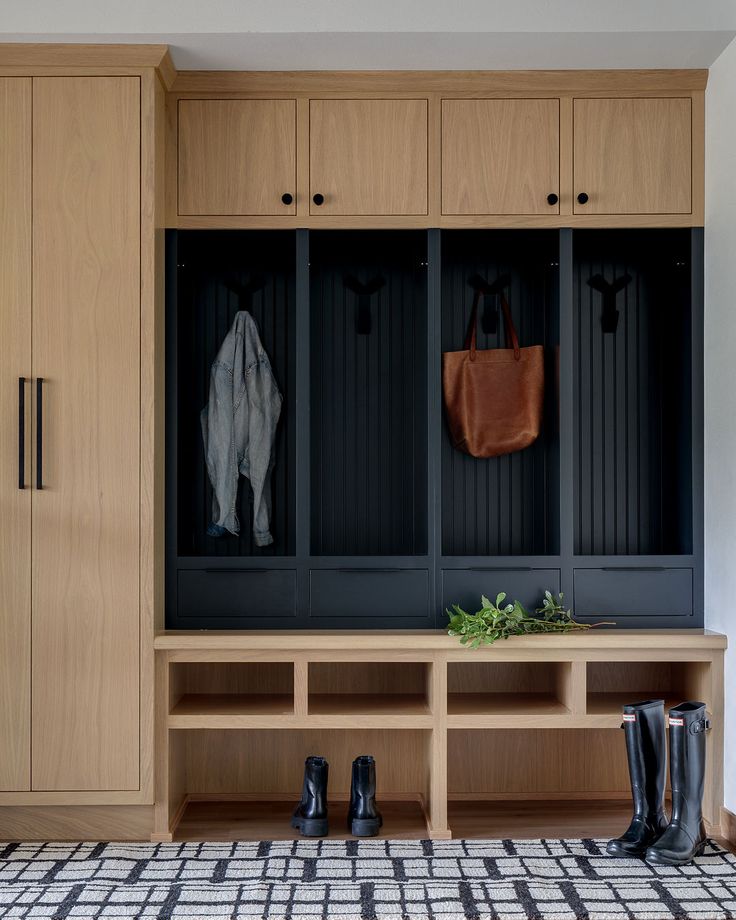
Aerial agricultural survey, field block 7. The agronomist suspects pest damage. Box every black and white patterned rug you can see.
[1,838,735,919]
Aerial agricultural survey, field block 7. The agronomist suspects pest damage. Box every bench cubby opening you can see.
[585,660,712,718]
[447,661,575,719]
[169,661,295,719]
[308,661,432,717]
[164,727,435,841]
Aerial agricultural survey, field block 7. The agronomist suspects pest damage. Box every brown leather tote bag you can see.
[442,289,544,458]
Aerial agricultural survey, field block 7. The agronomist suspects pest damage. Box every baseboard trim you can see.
[721,806,736,845]
[0,805,153,842]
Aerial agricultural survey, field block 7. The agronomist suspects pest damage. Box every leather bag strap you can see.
[464,289,521,361]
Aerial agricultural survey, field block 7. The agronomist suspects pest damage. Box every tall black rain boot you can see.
[348,755,382,837]
[291,756,329,837]
[606,699,668,857]
[646,702,710,866]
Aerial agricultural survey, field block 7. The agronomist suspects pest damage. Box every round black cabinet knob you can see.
[312,193,325,206]
[281,193,293,205]
[547,193,559,206]
[577,192,589,205]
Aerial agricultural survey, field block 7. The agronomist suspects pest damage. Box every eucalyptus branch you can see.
[446,590,615,648]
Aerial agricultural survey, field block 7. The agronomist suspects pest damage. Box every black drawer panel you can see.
[573,568,693,619]
[309,569,429,619]
[178,569,297,619]
[442,568,561,615]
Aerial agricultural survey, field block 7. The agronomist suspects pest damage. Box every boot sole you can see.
[645,840,707,866]
[350,817,382,837]
[291,816,329,838]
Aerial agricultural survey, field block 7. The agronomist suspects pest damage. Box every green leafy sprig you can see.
[447,590,614,648]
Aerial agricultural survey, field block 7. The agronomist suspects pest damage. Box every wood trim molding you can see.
[0,805,153,841]
[155,629,728,651]
[722,807,736,846]
[0,43,176,85]
[171,68,708,97]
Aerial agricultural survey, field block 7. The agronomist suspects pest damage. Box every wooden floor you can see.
[176,799,427,842]
[172,797,731,850]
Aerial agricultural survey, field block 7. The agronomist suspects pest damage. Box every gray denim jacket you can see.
[201,311,283,546]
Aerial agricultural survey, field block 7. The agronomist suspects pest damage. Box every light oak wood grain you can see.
[178,99,297,215]
[171,70,708,97]
[442,98,560,215]
[152,636,724,840]
[155,629,727,651]
[138,66,167,804]
[31,76,141,792]
[0,43,171,72]
[573,97,692,215]
[0,805,153,841]
[0,77,32,792]
[309,99,428,216]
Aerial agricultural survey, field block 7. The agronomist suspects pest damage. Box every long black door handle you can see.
[36,378,43,490]
[18,377,25,489]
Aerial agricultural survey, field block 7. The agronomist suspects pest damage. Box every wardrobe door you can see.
[31,77,141,791]
[573,97,692,215]
[0,78,32,791]
[309,99,428,216]
[441,99,560,215]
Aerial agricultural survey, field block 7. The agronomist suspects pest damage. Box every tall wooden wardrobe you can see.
[0,50,166,833]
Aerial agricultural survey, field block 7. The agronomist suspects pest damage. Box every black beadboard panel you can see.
[573,230,692,555]
[440,231,559,556]
[310,231,428,556]
[176,231,296,556]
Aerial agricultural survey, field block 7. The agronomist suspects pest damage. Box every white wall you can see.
[705,35,736,814]
[1,0,735,69]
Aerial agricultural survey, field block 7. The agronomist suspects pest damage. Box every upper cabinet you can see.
[441,99,560,216]
[178,99,297,216]
[573,97,692,215]
[309,99,428,216]
[169,73,704,226]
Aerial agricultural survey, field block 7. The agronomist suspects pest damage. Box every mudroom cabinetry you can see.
[171,71,702,225]
[177,99,297,216]
[0,57,164,807]
[441,98,560,215]
[573,97,693,215]
[308,99,429,215]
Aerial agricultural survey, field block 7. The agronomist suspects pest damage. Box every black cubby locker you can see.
[165,228,703,630]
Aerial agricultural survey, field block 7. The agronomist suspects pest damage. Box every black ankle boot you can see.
[645,702,710,866]
[291,756,329,837]
[347,755,382,837]
[606,699,669,857]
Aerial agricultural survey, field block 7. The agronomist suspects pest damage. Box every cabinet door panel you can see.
[442,99,560,215]
[178,99,296,216]
[573,97,691,214]
[309,99,428,216]
[31,77,140,792]
[0,78,31,791]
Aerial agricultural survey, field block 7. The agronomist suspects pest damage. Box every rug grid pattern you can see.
[1,838,735,919]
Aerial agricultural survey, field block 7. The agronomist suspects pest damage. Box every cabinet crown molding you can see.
[171,68,708,96]
[0,43,176,88]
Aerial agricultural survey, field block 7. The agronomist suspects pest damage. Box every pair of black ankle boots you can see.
[291,754,382,838]
[607,700,710,865]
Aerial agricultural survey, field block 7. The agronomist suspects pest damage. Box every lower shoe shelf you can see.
[173,798,430,842]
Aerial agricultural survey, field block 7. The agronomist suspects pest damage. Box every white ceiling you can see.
[2,0,736,70]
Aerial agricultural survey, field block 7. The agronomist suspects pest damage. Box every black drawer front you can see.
[573,568,693,619]
[442,568,561,616]
[177,569,297,619]
[309,569,430,619]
